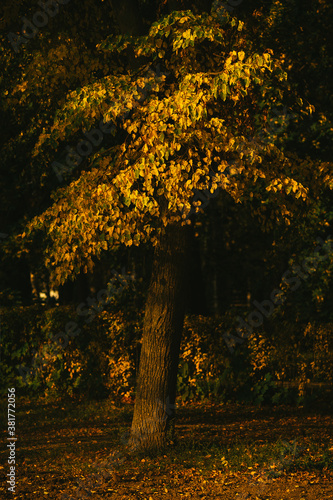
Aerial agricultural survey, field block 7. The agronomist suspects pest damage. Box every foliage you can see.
[250,372,279,406]
[0,303,143,400]
[250,0,333,160]
[0,287,23,306]
[2,300,332,403]
[272,234,333,324]
[179,313,333,404]
[0,304,77,396]
[247,321,333,404]
[14,8,323,287]
[179,313,251,401]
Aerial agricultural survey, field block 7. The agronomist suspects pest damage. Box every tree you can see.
[15,5,329,452]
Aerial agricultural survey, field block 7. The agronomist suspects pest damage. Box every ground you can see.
[1,398,332,499]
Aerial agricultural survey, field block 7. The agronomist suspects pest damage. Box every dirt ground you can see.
[1,401,332,499]
[8,459,333,499]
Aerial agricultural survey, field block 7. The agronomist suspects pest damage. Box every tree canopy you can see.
[12,7,327,286]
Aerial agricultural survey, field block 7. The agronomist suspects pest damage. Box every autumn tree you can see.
[16,5,330,452]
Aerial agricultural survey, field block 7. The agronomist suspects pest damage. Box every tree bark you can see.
[187,225,208,315]
[129,223,190,452]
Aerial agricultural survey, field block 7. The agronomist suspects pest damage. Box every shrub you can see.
[0,304,143,400]
[2,302,332,404]
[247,319,333,403]
[178,313,251,401]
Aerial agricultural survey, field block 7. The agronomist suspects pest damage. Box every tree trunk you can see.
[110,0,145,36]
[129,223,190,452]
[187,225,208,315]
